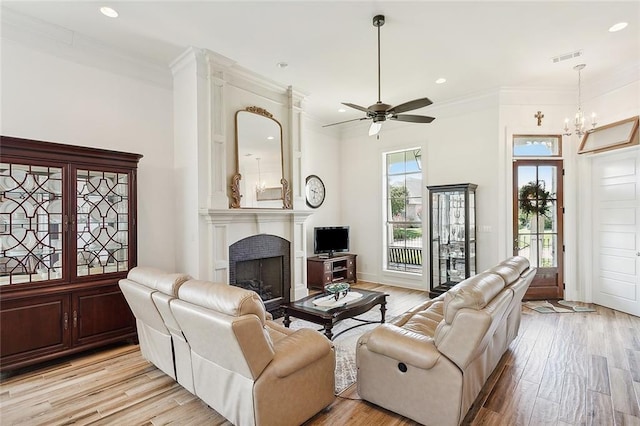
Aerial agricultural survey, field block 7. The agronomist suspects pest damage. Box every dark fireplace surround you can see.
[229,234,290,314]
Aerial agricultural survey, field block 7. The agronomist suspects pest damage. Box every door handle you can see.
[63,312,68,330]
[73,310,77,328]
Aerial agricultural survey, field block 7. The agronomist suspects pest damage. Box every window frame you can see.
[382,147,424,275]
[512,134,562,157]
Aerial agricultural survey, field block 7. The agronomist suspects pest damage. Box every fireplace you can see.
[229,234,290,314]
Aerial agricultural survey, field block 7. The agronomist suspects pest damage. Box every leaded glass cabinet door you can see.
[428,183,477,298]
[75,169,130,277]
[0,163,65,284]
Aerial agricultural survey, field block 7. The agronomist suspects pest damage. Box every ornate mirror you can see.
[231,107,290,209]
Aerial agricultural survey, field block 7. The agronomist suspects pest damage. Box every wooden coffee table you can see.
[281,288,388,340]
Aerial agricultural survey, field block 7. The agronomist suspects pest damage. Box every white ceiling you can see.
[3,1,639,126]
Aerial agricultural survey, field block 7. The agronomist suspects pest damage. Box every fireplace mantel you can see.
[201,209,313,224]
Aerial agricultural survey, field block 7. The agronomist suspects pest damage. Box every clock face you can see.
[305,175,325,208]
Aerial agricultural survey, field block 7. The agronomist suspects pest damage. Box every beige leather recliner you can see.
[356,256,535,426]
[118,267,193,391]
[170,279,335,426]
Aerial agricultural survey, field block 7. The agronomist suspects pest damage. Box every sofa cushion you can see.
[178,280,267,324]
[443,273,505,324]
[155,273,191,296]
[486,264,521,284]
[126,266,167,289]
[403,301,444,337]
[500,256,529,274]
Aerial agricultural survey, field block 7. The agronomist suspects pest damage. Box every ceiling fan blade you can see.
[391,114,436,123]
[387,97,433,114]
[342,102,372,113]
[322,117,369,128]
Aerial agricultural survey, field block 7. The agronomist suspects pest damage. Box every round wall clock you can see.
[305,175,325,208]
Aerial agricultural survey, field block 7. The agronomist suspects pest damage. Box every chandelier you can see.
[255,157,266,194]
[563,64,597,137]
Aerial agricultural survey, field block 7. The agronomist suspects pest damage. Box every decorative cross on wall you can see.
[534,111,544,126]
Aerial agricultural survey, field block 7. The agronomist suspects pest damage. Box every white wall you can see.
[302,122,343,254]
[1,39,176,271]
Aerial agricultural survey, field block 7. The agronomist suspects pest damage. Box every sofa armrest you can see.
[269,329,333,378]
[365,324,441,369]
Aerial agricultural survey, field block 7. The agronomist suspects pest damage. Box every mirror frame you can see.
[230,106,291,209]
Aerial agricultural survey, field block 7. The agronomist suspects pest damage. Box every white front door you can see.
[592,149,640,316]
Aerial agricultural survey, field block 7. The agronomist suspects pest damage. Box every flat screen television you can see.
[314,226,349,257]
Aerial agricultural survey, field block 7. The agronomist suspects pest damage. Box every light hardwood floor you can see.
[1,282,639,425]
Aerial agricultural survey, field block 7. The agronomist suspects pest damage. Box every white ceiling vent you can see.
[552,50,583,64]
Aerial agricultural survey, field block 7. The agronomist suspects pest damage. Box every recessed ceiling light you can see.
[609,22,628,32]
[100,6,119,18]
[435,78,447,84]
[338,108,346,113]
[266,136,275,140]
[276,62,288,69]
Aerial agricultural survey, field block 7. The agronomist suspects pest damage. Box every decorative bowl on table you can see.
[324,282,350,301]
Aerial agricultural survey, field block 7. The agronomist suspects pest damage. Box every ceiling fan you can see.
[324,14,435,136]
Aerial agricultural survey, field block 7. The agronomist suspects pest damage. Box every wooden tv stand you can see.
[307,254,357,290]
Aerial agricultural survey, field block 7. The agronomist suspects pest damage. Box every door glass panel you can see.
[76,170,128,276]
[515,163,559,270]
[538,166,558,196]
[539,234,557,267]
[0,163,63,285]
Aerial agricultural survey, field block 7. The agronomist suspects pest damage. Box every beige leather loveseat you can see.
[356,256,535,426]
[120,269,335,426]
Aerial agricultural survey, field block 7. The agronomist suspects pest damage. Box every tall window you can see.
[384,148,423,273]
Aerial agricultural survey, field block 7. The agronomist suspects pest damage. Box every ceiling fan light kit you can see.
[324,14,435,136]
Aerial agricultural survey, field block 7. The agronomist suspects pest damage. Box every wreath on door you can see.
[519,180,551,217]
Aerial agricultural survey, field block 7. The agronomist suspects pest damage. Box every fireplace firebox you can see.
[229,235,290,314]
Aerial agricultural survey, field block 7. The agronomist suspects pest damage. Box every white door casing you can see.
[592,148,640,316]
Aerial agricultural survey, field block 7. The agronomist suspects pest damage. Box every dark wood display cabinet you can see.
[307,254,357,290]
[428,183,477,298]
[0,136,142,372]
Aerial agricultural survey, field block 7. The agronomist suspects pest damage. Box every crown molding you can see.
[1,7,172,89]
[587,62,640,99]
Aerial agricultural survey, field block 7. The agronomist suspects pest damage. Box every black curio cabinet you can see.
[428,183,477,298]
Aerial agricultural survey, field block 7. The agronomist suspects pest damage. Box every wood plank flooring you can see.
[1,282,639,425]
